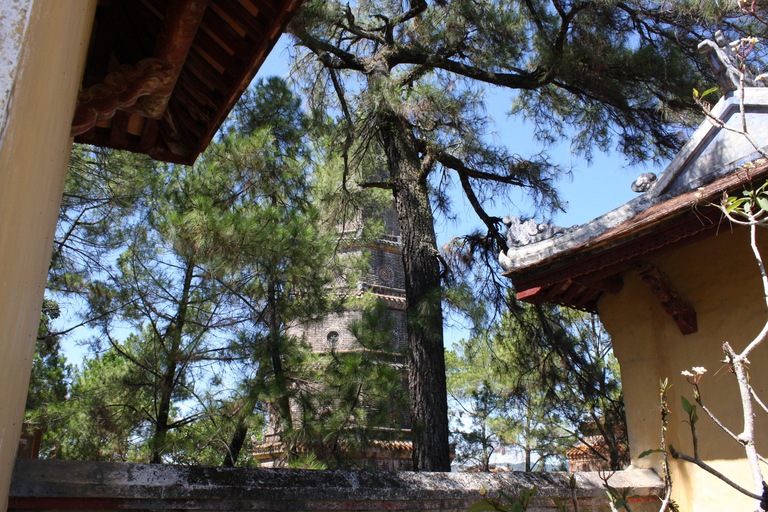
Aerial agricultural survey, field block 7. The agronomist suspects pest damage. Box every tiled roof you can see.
[503,88,768,312]
[252,439,413,461]
[567,436,625,462]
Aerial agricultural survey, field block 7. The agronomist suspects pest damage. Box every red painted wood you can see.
[8,497,123,510]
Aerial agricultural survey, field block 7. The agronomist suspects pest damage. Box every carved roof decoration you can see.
[502,88,768,315]
[73,0,303,165]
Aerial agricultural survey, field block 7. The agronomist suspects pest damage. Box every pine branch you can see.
[293,30,366,72]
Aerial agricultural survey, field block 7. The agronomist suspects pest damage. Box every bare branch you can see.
[434,150,529,187]
[670,447,762,501]
[457,172,507,252]
[358,181,395,190]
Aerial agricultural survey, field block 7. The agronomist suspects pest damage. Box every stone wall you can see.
[9,460,664,512]
[293,308,408,354]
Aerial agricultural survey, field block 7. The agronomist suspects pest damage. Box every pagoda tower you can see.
[253,205,413,470]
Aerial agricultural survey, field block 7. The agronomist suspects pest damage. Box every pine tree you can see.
[289,0,714,470]
[41,78,348,466]
[447,303,626,472]
[24,299,72,457]
[447,327,571,472]
[497,302,627,470]
[206,77,343,465]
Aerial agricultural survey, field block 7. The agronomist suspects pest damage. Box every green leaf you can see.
[638,448,665,458]
[615,498,627,509]
[725,197,748,213]
[756,195,768,213]
[468,501,502,512]
[693,88,700,99]
[701,87,719,99]
[552,497,566,512]
[681,395,693,414]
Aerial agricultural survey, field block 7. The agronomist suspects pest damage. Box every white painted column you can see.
[0,1,96,509]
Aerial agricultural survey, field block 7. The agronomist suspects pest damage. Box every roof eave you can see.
[508,159,768,312]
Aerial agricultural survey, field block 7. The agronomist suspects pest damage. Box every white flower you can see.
[681,370,694,377]
[692,367,707,375]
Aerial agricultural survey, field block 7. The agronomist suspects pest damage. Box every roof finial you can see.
[698,30,754,93]
[631,172,656,193]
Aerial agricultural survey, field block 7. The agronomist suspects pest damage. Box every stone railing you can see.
[9,459,663,512]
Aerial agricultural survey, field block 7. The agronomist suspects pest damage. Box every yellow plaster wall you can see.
[600,227,768,511]
[0,1,96,509]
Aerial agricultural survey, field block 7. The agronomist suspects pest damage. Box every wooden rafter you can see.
[71,58,175,136]
[140,0,210,119]
[72,0,304,164]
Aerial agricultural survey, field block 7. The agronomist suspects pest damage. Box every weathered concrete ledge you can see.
[9,459,663,511]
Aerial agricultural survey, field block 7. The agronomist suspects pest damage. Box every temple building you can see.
[500,37,768,511]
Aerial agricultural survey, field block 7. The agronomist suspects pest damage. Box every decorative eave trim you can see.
[72,0,208,137]
[71,58,175,136]
[511,208,722,312]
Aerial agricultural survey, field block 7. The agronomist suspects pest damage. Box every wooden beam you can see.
[573,288,601,311]
[250,0,278,21]
[190,0,304,161]
[543,280,571,302]
[201,6,254,60]
[575,274,624,295]
[218,0,268,36]
[139,0,209,119]
[108,110,131,147]
[561,282,587,305]
[185,49,232,94]
[194,28,244,75]
[632,260,698,335]
[173,85,213,123]
[177,68,221,109]
[138,118,159,153]
[516,286,544,302]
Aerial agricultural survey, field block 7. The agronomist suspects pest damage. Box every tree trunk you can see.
[151,256,195,463]
[373,72,450,471]
[267,278,293,439]
[222,417,248,467]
